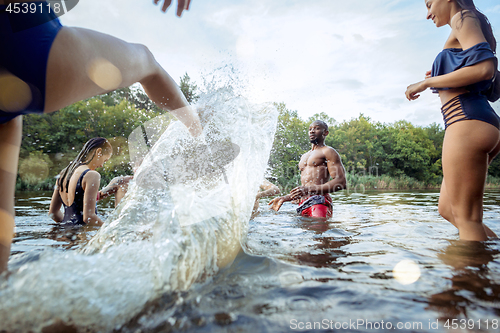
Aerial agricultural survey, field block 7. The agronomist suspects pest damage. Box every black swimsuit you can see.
[431,42,500,129]
[61,169,96,225]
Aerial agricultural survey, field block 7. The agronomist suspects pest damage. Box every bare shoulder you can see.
[451,10,485,48]
[83,170,101,184]
[322,146,342,165]
[451,10,477,27]
[322,145,341,158]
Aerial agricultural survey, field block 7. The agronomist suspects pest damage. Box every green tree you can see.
[268,102,308,191]
[327,115,387,176]
[100,86,162,113]
[179,72,199,104]
[383,121,438,182]
[307,112,336,127]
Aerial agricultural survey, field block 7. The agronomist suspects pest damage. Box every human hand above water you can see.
[269,195,291,212]
[100,176,133,198]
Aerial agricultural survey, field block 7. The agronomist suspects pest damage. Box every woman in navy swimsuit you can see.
[0,0,198,272]
[406,0,499,241]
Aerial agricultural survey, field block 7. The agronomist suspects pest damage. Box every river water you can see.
[2,83,500,332]
[6,189,500,332]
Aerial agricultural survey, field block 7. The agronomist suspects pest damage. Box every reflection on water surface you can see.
[7,190,500,332]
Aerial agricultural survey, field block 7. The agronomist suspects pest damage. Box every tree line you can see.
[17,74,500,191]
[269,103,500,191]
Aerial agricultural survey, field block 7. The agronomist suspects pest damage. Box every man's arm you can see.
[320,147,347,193]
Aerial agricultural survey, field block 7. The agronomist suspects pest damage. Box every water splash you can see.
[0,85,277,332]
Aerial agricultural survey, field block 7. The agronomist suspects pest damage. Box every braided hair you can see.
[57,137,112,193]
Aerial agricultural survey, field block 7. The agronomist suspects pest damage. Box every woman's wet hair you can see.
[57,137,112,193]
[455,0,496,53]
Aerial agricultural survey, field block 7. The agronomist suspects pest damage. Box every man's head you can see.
[309,120,329,145]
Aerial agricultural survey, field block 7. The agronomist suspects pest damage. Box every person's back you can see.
[58,167,95,225]
[49,138,112,226]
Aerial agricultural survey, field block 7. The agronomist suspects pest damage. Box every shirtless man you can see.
[269,120,346,218]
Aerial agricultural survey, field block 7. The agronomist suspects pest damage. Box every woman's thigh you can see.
[44,26,157,113]
[488,139,500,165]
[441,120,500,219]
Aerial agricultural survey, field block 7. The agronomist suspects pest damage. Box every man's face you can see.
[309,122,326,144]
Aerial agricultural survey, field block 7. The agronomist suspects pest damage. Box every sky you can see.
[60,0,500,127]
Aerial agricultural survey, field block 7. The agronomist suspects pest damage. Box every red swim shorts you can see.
[298,194,332,218]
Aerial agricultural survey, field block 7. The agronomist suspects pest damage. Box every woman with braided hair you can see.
[48,138,132,226]
[405,0,500,241]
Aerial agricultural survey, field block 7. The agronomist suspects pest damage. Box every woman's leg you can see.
[441,120,500,241]
[0,117,22,273]
[44,27,202,136]
[439,179,497,237]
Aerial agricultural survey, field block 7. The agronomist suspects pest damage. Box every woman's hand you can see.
[153,0,191,17]
[425,70,432,79]
[100,176,133,198]
[405,80,428,101]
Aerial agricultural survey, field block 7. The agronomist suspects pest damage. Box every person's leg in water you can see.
[0,117,22,273]
[0,26,202,273]
[439,181,497,238]
[438,120,500,241]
